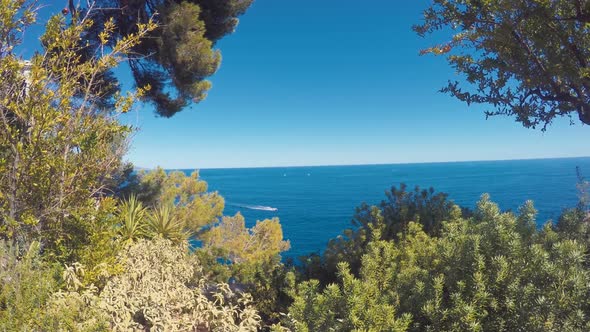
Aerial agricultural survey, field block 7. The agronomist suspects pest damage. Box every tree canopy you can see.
[72,0,253,117]
[415,0,590,129]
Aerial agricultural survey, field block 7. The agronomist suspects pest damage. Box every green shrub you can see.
[47,238,259,331]
[0,241,60,330]
[288,195,590,331]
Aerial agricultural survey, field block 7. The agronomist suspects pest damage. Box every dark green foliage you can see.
[300,184,459,284]
[556,207,590,245]
[111,165,163,205]
[576,166,590,211]
[227,260,295,330]
[79,0,254,117]
[248,263,295,328]
[556,168,590,245]
[196,0,253,42]
[128,1,220,117]
[368,183,460,237]
[415,0,590,129]
[106,162,137,198]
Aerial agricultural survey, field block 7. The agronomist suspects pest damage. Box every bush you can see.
[0,241,60,331]
[288,195,590,331]
[299,184,459,285]
[48,238,261,331]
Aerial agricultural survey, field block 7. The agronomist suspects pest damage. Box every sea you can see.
[189,157,590,260]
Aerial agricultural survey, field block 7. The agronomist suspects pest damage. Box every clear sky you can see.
[23,0,590,168]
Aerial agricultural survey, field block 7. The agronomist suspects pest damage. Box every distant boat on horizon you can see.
[253,206,278,212]
[228,203,278,212]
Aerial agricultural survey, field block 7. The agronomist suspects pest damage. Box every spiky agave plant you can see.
[117,195,147,244]
[146,204,188,243]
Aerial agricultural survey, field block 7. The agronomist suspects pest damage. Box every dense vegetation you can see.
[287,196,590,331]
[1,0,590,331]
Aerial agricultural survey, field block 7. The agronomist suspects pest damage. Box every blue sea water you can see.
[192,157,590,259]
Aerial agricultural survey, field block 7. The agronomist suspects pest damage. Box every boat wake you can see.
[228,203,278,212]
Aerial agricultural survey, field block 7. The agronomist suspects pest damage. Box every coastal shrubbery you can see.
[2,1,590,331]
[299,184,460,285]
[288,196,590,331]
[0,3,286,330]
[55,238,261,331]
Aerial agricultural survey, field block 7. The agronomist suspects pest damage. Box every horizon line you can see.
[136,155,590,171]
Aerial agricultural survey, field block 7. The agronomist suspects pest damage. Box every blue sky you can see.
[22,0,590,168]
